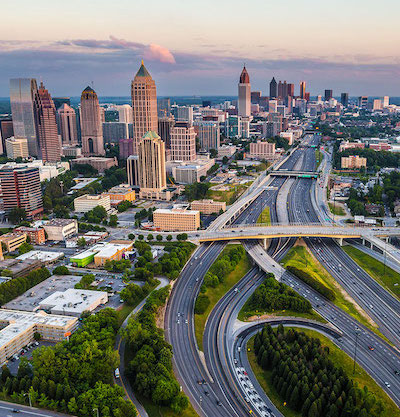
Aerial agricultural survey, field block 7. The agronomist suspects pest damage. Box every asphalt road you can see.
[0,400,72,417]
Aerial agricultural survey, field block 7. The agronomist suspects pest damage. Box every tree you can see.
[8,207,27,224]
[77,237,86,247]
[138,234,144,241]
[109,214,118,227]
[53,265,70,275]
[209,148,218,158]
[147,234,154,241]
[166,235,172,241]
[128,233,135,240]
[18,242,33,255]
[156,234,163,241]
[34,332,42,341]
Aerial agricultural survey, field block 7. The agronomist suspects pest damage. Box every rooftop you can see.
[45,218,77,227]
[16,250,64,262]
[135,61,152,78]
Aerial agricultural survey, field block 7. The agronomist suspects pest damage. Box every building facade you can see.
[194,121,220,151]
[170,122,196,162]
[103,184,135,206]
[73,194,111,213]
[131,61,158,155]
[127,155,139,187]
[0,233,27,252]
[5,137,29,159]
[14,226,46,244]
[57,103,78,146]
[248,142,276,159]
[190,199,226,214]
[341,155,367,169]
[153,206,200,231]
[238,66,251,118]
[80,86,105,156]
[71,157,117,173]
[43,219,78,241]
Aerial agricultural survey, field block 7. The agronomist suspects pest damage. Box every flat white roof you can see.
[71,242,131,260]
[155,208,199,216]
[17,250,64,262]
[40,289,107,315]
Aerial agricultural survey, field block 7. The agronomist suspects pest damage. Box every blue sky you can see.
[0,0,399,96]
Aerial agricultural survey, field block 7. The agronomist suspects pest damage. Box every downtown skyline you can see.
[0,0,400,96]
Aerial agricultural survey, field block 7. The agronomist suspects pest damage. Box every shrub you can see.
[194,294,210,314]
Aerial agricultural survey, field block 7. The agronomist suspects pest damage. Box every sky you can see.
[1,0,400,97]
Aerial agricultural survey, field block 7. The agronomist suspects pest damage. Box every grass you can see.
[138,396,199,417]
[315,149,323,169]
[247,330,400,417]
[116,304,135,327]
[328,202,346,216]
[238,307,326,323]
[194,244,252,350]
[209,184,248,204]
[343,245,400,300]
[257,206,271,225]
[281,245,388,340]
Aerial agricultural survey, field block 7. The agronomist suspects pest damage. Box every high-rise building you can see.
[131,61,158,155]
[277,81,283,98]
[194,121,220,151]
[0,166,43,218]
[287,83,295,98]
[158,117,175,148]
[173,106,194,124]
[358,96,368,109]
[340,93,349,107]
[0,119,13,152]
[102,122,129,143]
[52,97,70,110]
[137,131,166,191]
[33,82,61,163]
[5,137,29,159]
[324,89,333,101]
[119,139,134,160]
[373,99,382,111]
[299,81,306,99]
[238,66,251,118]
[157,98,171,118]
[383,96,390,107]
[9,78,39,157]
[127,155,139,186]
[269,77,277,98]
[58,104,78,146]
[117,104,133,124]
[251,91,261,104]
[80,86,105,156]
[171,122,196,161]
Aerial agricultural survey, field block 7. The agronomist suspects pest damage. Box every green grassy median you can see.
[194,244,251,350]
[257,206,271,224]
[343,245,400,300]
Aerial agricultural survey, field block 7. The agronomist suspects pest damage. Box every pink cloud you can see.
[144,43,176,64]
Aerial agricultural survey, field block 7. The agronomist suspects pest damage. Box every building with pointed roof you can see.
[57,103,78,146]
[131,61,158,155]
[33,82,61,163]
[238,66,251,118]
[80,86,105,156]
[270,77,277,98]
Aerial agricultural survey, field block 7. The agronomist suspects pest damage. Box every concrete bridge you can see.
[271,170,319,179]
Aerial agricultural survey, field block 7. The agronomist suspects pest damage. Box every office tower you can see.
[269,77,277,98]
[341,93,349,107]
[277,81,283,98]
[174,106,194,124]
[58,104,78,146]
[287,83,294,97]
[299,81,306,99]
[324,89,333,101]
[0,166,43,218]
[9,78,39,157]
[137,131,166,191]
[157,98,171,118]
[171,122,196,161]
[52,97,70,110]
[119,139,134,160]
[305,92,310,101]
[158,117,175,148]
[80,86,105,156]
[0,119,13,153]
[251,91,261,104]
[117,104,133,124]
[282,81,288,99]
[127,155,139,186]
[383,96,390,107]
[194,121,220,151]
[373,99,382,111]
[238,66,251,118]
[33,82,61,162]
[102,122,129,143]
[131,61,158,155]
[5,137,29,159]
[358,96,368,109]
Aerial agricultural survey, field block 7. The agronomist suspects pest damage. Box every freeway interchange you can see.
[165,134,400,417]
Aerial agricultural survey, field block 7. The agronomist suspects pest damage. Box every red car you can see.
[368,346,375,351]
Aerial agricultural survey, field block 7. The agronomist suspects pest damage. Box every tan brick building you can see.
[0,233,27,252]
[341,155,367,169]
[153,206,200,231]
[191,199,226,214]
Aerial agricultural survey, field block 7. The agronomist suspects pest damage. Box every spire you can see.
[239,66,250,84]
[135,60,151,78]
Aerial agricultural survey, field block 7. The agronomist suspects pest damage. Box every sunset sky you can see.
[1,0,399,96]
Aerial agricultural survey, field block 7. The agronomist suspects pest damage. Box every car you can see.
[12,410,20,413]
[217,400,222,406]
[384,382,391,388]
[204,390,210,396]
[368,346,375,351]
[394,370,400,375]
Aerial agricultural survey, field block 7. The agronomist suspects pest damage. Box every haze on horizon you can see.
[1,0,399,97]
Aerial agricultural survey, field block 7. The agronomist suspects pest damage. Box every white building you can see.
[5,137,29,159]
[43,219,78,241]
[74,194,111,213]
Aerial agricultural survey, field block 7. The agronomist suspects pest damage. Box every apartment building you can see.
[43,219,78,241]
[191,199,226,214]
[73,194,111,213]
[153,205,200,231]
[0,233,27,252]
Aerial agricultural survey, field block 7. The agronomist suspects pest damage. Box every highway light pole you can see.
[353,330,360,375]
[93,408,99,417]
[24,392,32,407]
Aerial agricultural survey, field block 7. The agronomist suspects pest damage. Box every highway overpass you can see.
[271,170,319,179]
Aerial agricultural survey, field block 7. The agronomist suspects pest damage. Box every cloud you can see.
[144,44,176,64]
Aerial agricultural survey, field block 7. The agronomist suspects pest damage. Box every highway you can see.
[0,400,72,417]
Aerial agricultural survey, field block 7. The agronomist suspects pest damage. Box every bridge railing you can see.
[227,222,333,228]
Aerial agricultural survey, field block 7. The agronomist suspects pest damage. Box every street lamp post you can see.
[93,408,99,417]
[24,392,32,408]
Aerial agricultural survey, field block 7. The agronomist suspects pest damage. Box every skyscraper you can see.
[131,61,158,155]
[157,98,171,118]
[0,166,43,218]
[277,81,283,98]
[158,117,175,148]
[324,89,333,101]
[194,121,220,151]
[171,122,197,162]
[269,77,277,98]
[33,82,61,163]
[80,86,105,156]
[287,83,295,98]
[117,104,133,124]
[299,81,306,99]
[340,93,349,107]
[238,66,251,118]
[9,78,39,157]
[138,131,166,192]
[58,103,78,146]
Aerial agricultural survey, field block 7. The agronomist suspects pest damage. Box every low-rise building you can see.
[153,205,200,231]
[0,233,27,252]
[16,250,64,265]
[191,199,226,214]
[73,194,111,213]
[248,142,276,160]
[70,157,118,173]
[218,145,237,158]
[167,158,215,184]
[14,226,46,245]
[43,219,78,241]
[103,184,135,206]
[0,309,78,365]
[40,289,108,317]
[341,155,367,169]
[70,242,133,267]
[0,258,42,278]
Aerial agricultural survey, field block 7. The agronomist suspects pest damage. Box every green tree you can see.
[18,242,33,255]
[147,234,154,241]
[109,214,118,227]
[53,265,70,275]
[156,234,163,241]
[8,207,27,224]
[166,235,172,241]
[77,237,87,247]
